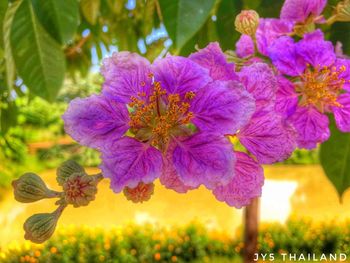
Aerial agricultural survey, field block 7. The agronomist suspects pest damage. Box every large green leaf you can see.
[0,0,8,48]
[159,0,215,51]
[31,0,80,44]
[10,0,65,101]
[3,0,20,90]
[215,0,243,50]
[80,0,100,25]
[320,118,350,200]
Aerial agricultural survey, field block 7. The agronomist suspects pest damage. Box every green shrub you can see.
[1,219,350,263]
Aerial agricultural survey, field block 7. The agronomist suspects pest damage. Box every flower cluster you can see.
[61,0,350,210]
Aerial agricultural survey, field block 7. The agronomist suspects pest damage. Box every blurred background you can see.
[0,0,350,262]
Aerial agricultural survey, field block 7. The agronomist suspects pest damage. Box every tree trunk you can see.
[243,197,259,263]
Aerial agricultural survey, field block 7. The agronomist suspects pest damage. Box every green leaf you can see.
[329,22,350,56]
[320,117,350,200]
[10,0,65,101]
[0,0,8,48]
[215,0,243,50]
[0,99,17,134]
[31,0,80,44]
[159,0,215,51]
[3,0,20,90]
[80,0,100,25]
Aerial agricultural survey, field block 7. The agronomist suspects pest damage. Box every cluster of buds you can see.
[12,160,103,243]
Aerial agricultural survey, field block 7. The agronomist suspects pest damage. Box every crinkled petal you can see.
[152,55,211,97]
[172,133,235,190]
[189,42,238,81]
[256,18,294,56]
[238,63,278,107]
[62,95,129,149]
[160,142,195,193]
[190,80,255,135]
[289,106,330,149]
[238,111,296,164]
[213,152,264,208]
[333,93,350,132]
[296,30,336,67]
[100,137,162,193]
[275,76,298,118]
[236,35,255,58]
[268,36,305,76]
[101,52,152,103]
[280,0,326,22]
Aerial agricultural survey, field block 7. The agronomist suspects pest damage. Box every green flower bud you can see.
[56,160,85,186]
[24,205,65,243]
[12,173,60,203]
[63,173,98,207]
[235,10,260,36]
[335,0,350,22]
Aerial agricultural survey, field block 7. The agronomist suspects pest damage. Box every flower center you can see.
[128,78,195,150]
[297,65,347,111]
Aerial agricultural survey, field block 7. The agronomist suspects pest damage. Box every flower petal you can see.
[101,52,152,103]
[268,36,305,76]
[62,95,129,149]
[275,76,298,118]
[280,0,326,22]
[160,142,195,193]
[190,80,255,135]
[296,30,336,68]
[256,18,294,56]
[213,152,264,208]
[289,106,330,149]
[236,34,255,58]
[100,137,162,193]
[333,93,350,132]
[152,55,211,97]
[172,133,235,190]
[238,63,278,107]
[189,42,238,81]
[238,111,296,164]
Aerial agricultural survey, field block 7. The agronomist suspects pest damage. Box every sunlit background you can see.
[1,164,350,245]
[1,0,350,262]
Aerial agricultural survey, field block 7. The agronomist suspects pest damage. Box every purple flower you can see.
[236,63,296,165]
[236,18,294,57]
[63,50,256,194]
[189,46,296,207]
[280,0,327,24]
[213,152,264,208]
[189,42,238,81]
[269,30,350,149]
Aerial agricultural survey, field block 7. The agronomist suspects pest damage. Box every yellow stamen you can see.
[128,80,195,150]
[297,64,347,111]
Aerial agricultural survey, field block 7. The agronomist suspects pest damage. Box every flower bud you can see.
[56,160,85,186]
[12,173,59,203]
[235,10,260,36]
[63,173,98,207]
[335,0,350,22]
[24,206,65,243]
[123,182,154,203]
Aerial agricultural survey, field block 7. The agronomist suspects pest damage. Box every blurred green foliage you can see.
[1,219,349,263]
